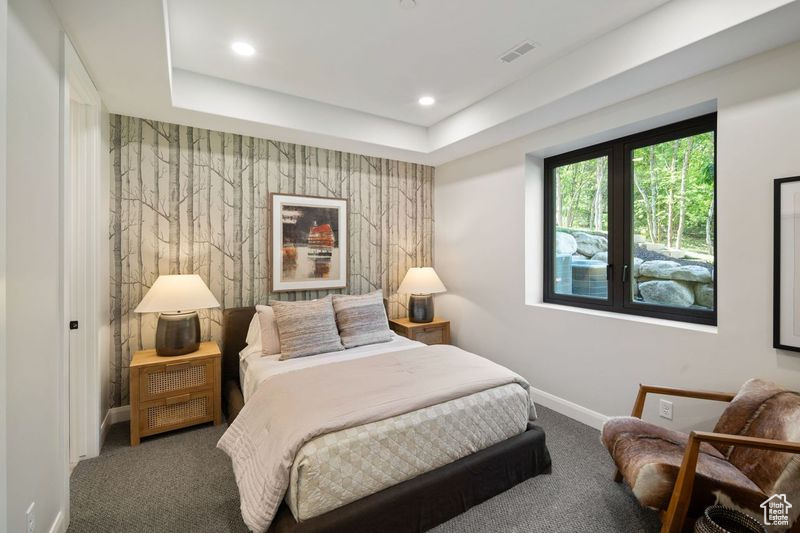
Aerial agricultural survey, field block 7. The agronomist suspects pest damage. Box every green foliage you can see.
[555,131,715,255]
[554,156,608,232]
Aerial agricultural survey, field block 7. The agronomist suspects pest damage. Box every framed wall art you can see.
[774,176,800,352]
[270,193,348,292]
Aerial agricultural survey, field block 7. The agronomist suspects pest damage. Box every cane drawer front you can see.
[413,326,445,345]
[139,389,214,436]
[139,359,215,401]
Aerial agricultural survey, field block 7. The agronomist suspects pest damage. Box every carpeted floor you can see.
[68,406,659,532]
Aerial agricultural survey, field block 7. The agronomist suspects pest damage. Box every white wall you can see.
[435,41,800,431]
[7,0,69,530]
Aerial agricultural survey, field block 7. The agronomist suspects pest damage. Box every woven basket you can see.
[694,505,766,533]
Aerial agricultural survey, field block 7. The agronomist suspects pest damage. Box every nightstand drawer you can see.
[139,389,214,436]
[414,327,445,345]
[139,359,215,401]
[389,317,451,346]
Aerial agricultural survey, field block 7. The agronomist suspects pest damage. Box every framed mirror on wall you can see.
[774,176,800,352]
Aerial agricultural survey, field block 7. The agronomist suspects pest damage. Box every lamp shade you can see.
[397,267,446,295]
[134,274,219,314]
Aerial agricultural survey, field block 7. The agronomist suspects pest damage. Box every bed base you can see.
[267,422,551,533]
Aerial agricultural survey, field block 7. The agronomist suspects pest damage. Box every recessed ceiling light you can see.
[418,96,435,106]
[231,41,255,57]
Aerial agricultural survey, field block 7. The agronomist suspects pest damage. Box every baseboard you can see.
[100,405,130,445]
[530,386,609,430]
[49,509,66,533]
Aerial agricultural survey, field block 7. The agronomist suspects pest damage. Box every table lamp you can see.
[134,274,220,356]
[398,267,447,323]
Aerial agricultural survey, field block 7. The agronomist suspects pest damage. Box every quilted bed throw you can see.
[217,344,535,532]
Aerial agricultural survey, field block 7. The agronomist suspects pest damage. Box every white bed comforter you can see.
[239,332,426,402]
[218,344,534,532]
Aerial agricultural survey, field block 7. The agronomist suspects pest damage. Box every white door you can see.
[63,37,103,467]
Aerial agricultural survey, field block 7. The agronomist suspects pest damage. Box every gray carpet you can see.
[68,406,659,532]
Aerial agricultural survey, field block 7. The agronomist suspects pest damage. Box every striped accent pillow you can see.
[271,296,344,360]
[332,291,391,348]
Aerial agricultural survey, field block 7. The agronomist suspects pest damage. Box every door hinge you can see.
[69,320,79,330]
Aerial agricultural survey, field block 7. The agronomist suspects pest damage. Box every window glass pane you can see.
[631,131,715,310]
[552,156,609,299]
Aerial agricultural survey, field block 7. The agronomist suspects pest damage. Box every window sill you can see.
[527,302,718,334]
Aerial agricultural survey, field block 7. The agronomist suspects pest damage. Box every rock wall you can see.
[556,231,714,309]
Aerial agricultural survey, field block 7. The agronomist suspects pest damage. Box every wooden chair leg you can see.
[661,432,701,533]
[613,469,623,483]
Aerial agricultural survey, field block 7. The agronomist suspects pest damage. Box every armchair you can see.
[602,379,800,533]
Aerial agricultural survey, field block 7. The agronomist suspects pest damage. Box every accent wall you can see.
[109,115,434,407]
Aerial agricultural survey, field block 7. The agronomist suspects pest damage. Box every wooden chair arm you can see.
[630,384,736,418]
[661,431,800,533]
[692,431,800,454]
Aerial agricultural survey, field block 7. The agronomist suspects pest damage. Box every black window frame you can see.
[543,113,717,326]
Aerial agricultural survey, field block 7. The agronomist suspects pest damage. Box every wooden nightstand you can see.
[389,317,451,345]
[129,341,222,446]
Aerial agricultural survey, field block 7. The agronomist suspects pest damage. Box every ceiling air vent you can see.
[499,40,537,63]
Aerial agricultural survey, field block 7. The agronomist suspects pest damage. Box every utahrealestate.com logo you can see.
[760,494,792,527]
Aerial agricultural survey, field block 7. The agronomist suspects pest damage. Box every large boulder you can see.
[670,265,713,283]
[591,251,608,263]
[632,257,644,277]
[573,232,608,257]
[556,232,578,255]
[638,280,695,307]
[695,283,714,308]
[639,260,713,283]
[639,260,681,279]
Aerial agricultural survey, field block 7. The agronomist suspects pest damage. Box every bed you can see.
[220,305,551,533]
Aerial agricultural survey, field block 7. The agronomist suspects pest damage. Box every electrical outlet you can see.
[659,399,674,420]
[26,502,35,533]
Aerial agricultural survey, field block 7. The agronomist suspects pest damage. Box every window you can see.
[544,114,716,325]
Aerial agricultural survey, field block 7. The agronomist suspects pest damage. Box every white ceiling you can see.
[52,0,800,165]
[167,0,669,127]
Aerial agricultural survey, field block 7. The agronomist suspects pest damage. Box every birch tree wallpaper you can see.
[109,114,434,407]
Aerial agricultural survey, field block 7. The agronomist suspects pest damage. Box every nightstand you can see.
[129,341,222,446]
[389,317,451,345]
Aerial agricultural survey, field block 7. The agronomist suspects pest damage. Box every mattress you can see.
[287,382,529,520]
[239,334,532,522]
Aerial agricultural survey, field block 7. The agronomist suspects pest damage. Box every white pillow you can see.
[241,313,263,360]
[256,304,281,356]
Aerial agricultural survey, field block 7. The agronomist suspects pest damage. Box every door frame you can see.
[61,34,103,480]
[0,0,7,529]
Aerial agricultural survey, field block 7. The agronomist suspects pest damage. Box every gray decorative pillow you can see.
[332,291,391,348]
[271,296,344,360]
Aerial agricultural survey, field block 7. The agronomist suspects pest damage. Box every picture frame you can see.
[774,176,800,352]
[270,193,348,292]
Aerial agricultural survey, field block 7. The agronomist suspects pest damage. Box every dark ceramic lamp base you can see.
[408,294,434,323]
[155,311,201,356]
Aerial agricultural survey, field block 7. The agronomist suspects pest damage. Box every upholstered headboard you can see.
[220,297,391,395]
[221,306,257,388]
